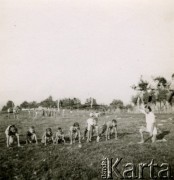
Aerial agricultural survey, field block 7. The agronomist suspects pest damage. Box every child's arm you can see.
[78,129,81,144]
[6,135,10,147]
[45,135,47,146]
[114,126,118,140]
[62,134,65,143]
[16,134,20,147]
[69,129,73,145]
[105,126,109,141]
[34,134,38,144]
[139,106,146,114]
[55,132,58,144]
[42,132,47,146]
[51,136,54,143]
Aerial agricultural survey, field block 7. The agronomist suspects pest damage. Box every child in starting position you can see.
[55,127,65,144]
[42,128,54,146]
[5,125,20,147]
[99,119,118,141]
[26,126,38,144]
[69,122,81,145]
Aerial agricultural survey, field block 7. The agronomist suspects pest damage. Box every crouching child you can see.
[55,127,65,144]
[5,125,20,147]
[26,126,38,144]
[41,128,54,146]
[69,122,81,145]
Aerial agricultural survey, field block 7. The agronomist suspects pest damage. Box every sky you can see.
[0,0,174,107]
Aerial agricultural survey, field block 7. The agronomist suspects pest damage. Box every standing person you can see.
[7,108,13,119]
[13,106,20,120]
[62,109,65,117]
[138,106,157,143]
[28,108,31,118]
[168,74,174,106]
[42,109,45,117]
[86,115,100,143]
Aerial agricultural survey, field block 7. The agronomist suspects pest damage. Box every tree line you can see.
[1,96,132,112]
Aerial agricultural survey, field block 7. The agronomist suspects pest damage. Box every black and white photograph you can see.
[0,0,174,179]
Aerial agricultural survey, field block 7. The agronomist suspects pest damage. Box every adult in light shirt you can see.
[138,105,157,143]
[168,74,174,106]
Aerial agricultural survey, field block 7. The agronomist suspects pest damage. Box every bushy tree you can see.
[110,99,124,109]
[29,101,38,108]
[20,101,30,109]
[1,100,15,111]
[85,97,97,108]
[60,98,81,109]
[40,96,57,108]
[125,104,134,110]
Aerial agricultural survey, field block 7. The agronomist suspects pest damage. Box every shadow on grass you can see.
[156,130,170,140]
[118,132,134,138]
[144,130,170,143]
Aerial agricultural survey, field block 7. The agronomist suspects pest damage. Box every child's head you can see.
[73,122,80,129]
[29,126,35,133]
[112,119,117,126]
[90,112,94,117]
[57,127,62,132]
[46,128,52,135]
[10,125,17,133]
[145,105,152,113]
[172,74,174,80]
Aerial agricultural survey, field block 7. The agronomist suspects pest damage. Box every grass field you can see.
[0,110,174,180]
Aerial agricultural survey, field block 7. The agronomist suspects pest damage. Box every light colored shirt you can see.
[169,80,174,90]
[140,109,157,134]
[149,80,158,90]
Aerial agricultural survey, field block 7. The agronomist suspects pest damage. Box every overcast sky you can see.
[0,0,174,107]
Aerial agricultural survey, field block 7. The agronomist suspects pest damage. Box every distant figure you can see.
[42,109,45,117]
[33,109,38,120]
[28,108,31,118]
[7,108,13,119]
[62,109,65,117]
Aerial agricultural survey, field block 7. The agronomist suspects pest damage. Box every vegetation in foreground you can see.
[0,111,174,180]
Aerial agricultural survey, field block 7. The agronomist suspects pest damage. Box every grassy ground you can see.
[0,110,174,180]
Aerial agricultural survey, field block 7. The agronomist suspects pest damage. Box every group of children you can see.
[5,125,66,147]
[5,104,160,148]
[5,111,119,148]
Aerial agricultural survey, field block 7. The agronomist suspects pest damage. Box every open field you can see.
[0,111,174,180]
